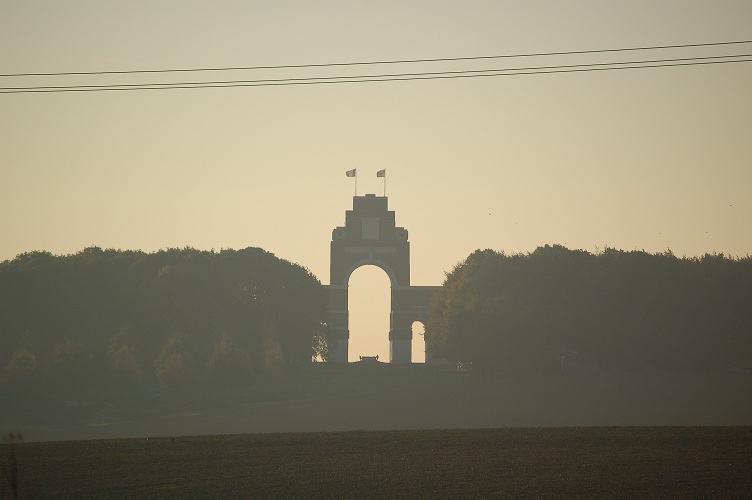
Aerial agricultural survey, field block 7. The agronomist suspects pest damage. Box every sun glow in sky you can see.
[2,2,751,361]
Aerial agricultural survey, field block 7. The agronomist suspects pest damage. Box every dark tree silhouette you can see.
[427,245,752,373]
[0,247,327,405]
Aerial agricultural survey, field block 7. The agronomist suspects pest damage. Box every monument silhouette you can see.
[327,194,440,363]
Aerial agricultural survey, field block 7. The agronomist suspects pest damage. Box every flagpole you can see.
[346,168,358,196]
[377,169,386,197]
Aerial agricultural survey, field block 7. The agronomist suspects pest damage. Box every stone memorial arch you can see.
[326,194,440,364]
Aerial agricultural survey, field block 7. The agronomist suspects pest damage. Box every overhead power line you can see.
[1,39,751,78]
[2,50,751,95]
[2,56,750,94]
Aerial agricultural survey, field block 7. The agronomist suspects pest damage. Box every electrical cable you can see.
[4,52,751,91]
[1,55,750,94]
[1,39,751,78]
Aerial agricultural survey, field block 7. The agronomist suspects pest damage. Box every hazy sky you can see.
[2,2,751,361]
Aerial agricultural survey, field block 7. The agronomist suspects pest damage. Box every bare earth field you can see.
[4,426,752,498]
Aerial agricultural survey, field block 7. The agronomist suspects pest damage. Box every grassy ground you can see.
[5,365,751,442]
[4,426,751,498]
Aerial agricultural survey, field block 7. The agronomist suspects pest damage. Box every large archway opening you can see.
[347,265,391,362]
[412,321,426,363]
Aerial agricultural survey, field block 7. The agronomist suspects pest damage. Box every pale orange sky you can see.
[2,2,751,361]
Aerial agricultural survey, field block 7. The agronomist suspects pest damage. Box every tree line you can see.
[0,247,327,406]
[426,245,752,375]
[3,243,750,408]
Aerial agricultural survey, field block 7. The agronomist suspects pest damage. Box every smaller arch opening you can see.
[411,321,426,363]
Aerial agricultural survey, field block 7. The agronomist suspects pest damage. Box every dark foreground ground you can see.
[4,426,751,498]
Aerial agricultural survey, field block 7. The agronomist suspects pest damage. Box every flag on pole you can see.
[345,168,357,177]
[377,169,387,196]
